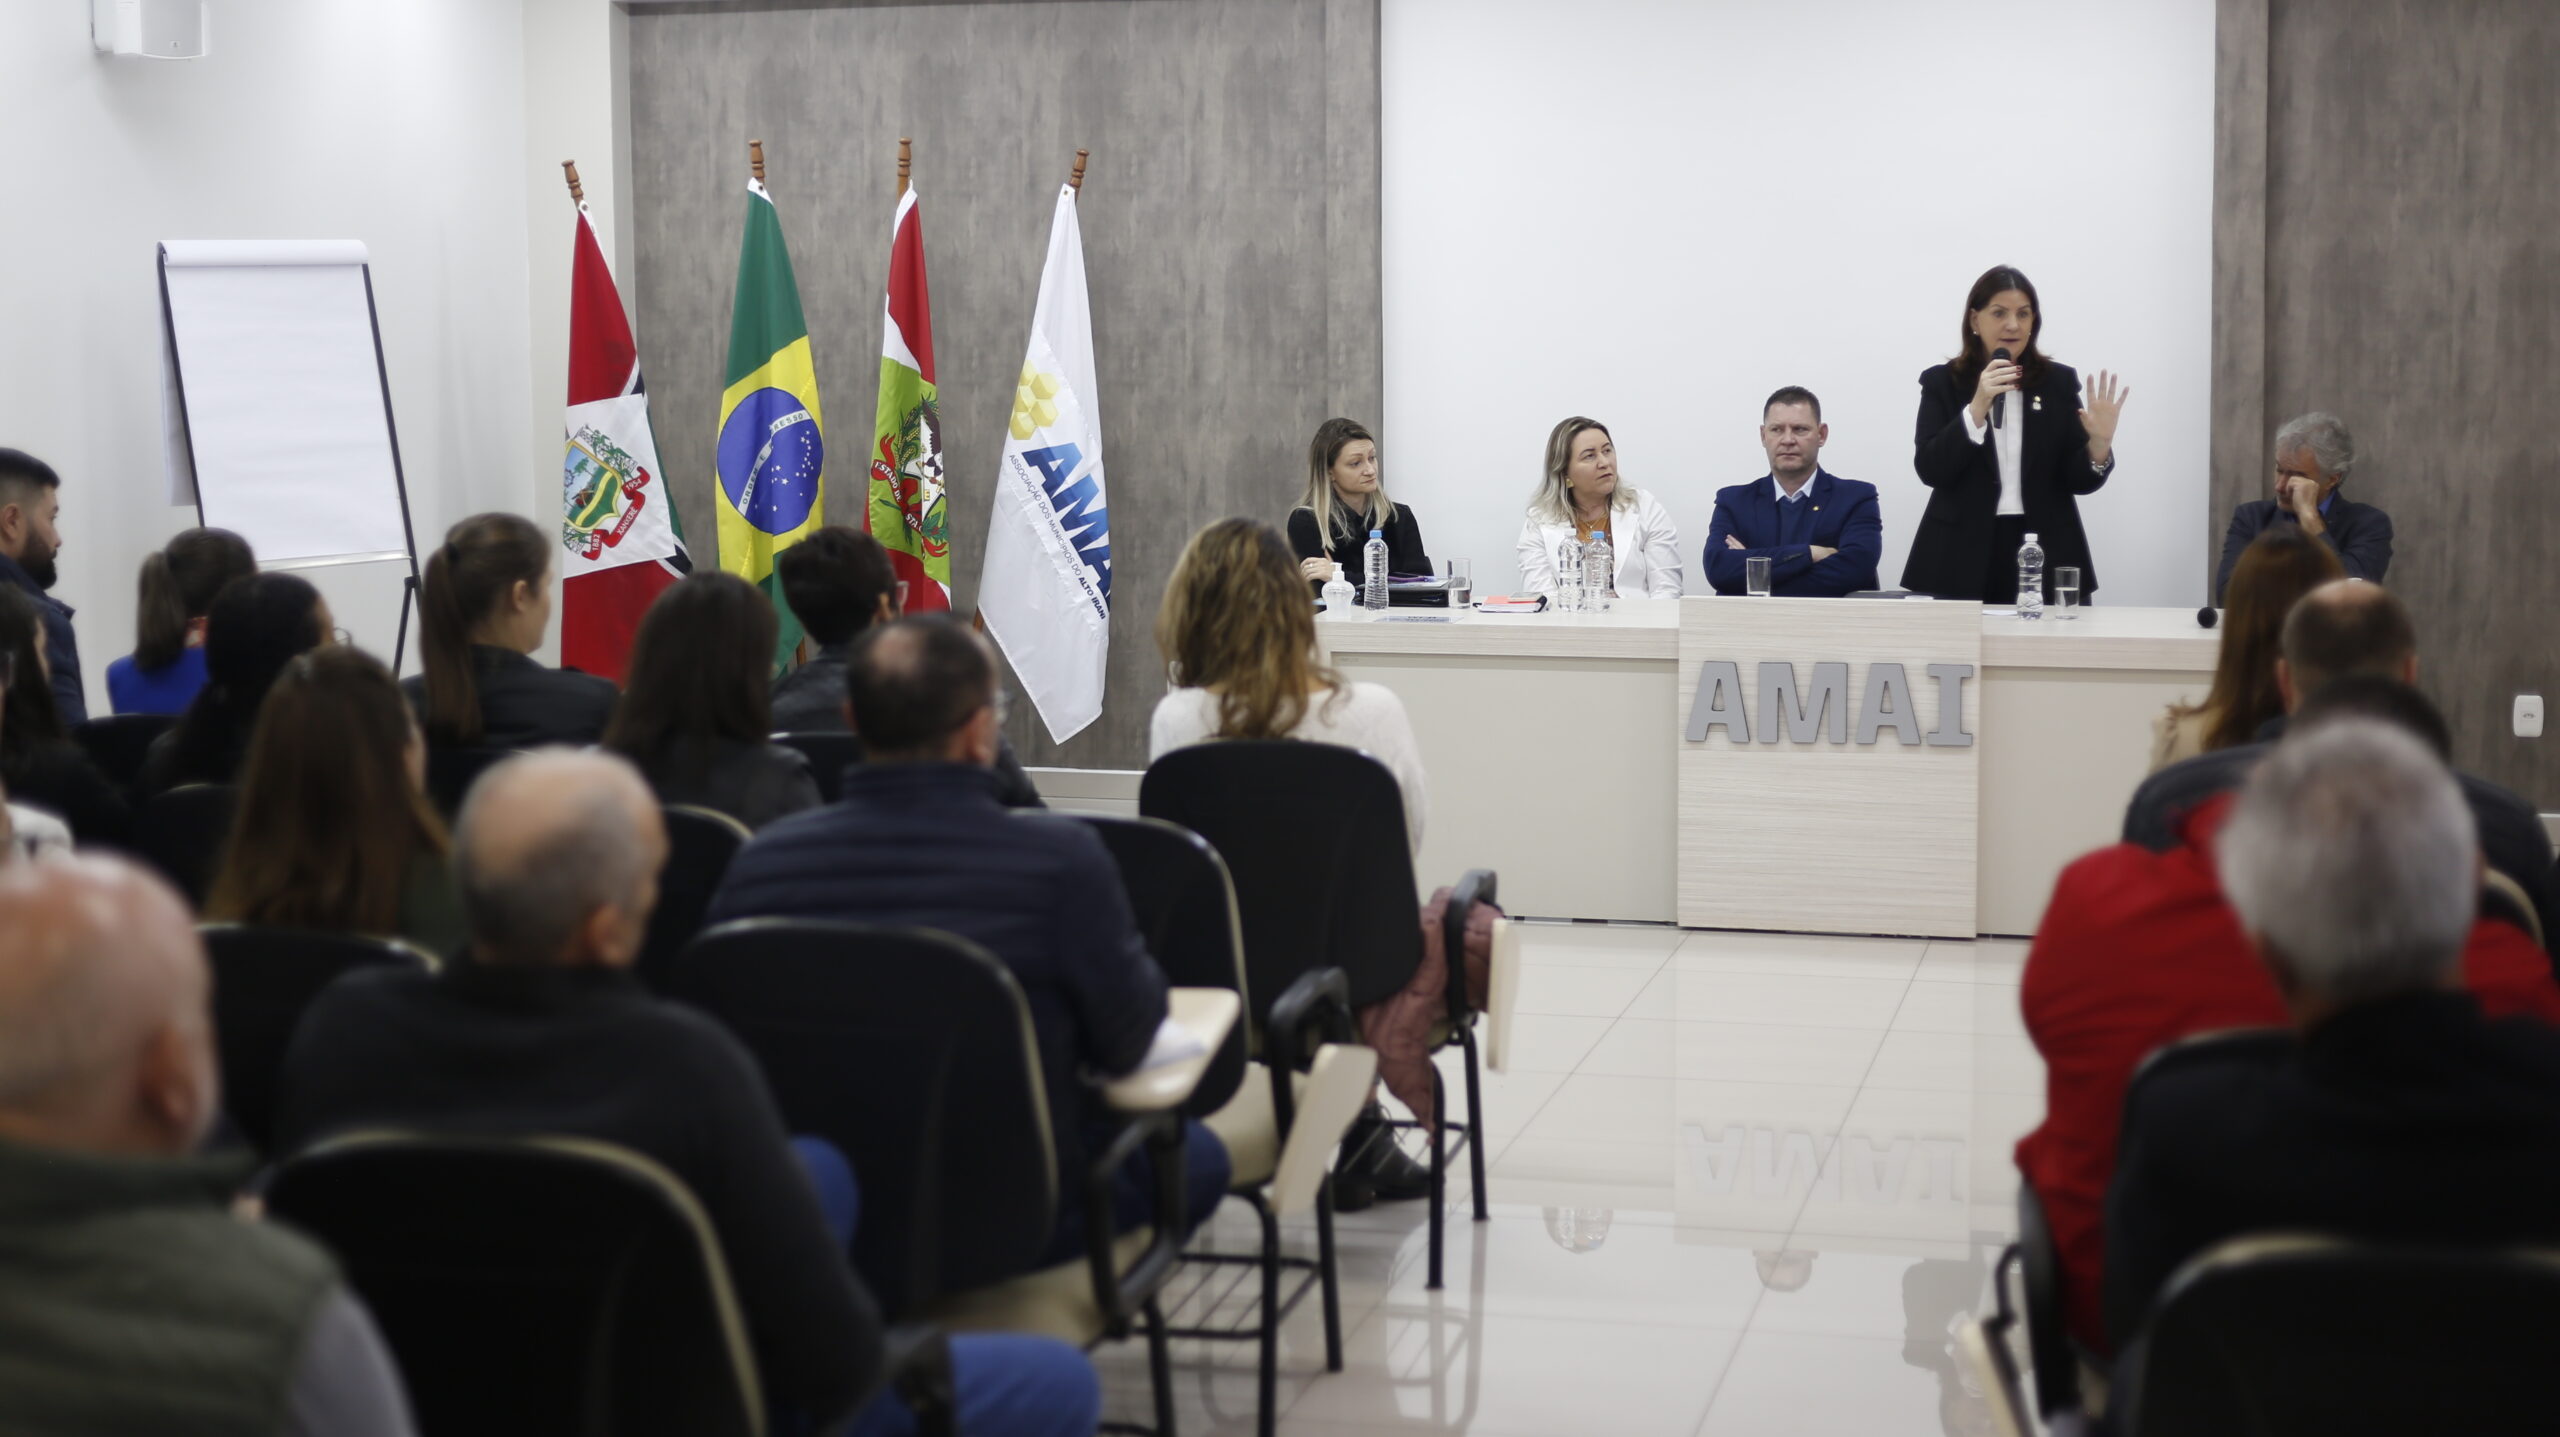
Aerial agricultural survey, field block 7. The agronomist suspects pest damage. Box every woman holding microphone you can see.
[1901,266,2130,602]
[1288,417,1429,588]
[1516,416,1683,598]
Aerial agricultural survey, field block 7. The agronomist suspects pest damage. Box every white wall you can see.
[0,0,537,692]
[1381,0,2215,607]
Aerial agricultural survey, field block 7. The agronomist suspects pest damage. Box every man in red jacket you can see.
[2015,789,2560,1356]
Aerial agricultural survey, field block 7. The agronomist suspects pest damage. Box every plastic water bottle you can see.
[1554,537,1583,611]
[1319,568,1357,619]
[2016,532,2046,620]
[1583,530,1613,612]
[1362,530,1389,612]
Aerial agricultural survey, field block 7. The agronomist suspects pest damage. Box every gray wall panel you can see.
[628,0,1382,769]
[2214,0,2560,807]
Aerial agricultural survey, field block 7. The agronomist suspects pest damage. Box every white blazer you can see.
[1514,488,1685,598]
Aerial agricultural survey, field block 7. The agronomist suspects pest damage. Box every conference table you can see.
[1314,598,2218,937]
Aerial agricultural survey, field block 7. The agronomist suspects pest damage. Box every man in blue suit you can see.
[1704,387,1882,597]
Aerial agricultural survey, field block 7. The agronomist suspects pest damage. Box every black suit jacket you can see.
[2104,992,2560,1348]
[1287,502,1429,589]
[1902,361,2112,598]
[400,645,618,750]
[2214,493,2394,601]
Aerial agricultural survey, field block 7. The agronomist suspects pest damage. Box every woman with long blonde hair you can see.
[1286,417,1430,588]
[1514,416,1684,597]
[1149,517,1426,850]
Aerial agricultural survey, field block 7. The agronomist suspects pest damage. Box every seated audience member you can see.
[0,587,128,843]
[0,856,415,1434]
[138,573,333,798]
[2103,720,2560,1349]
[107,527,257,716]
[0,448,84,725]
[1515,417,1684,598]
[1702,387,1882,597]
[772,526,1044,807]
[2148,529,2341,770]
[2126,580,2556,941]
[2017,685,2560,1353]
[2214,411,2392,602]
[604,573,818,831]
[205,648,464,957]
[1286,417,1429,589]
[710,617,1230,1263]
[1148,518,1439,1205]
[276,750,1100,1437]
[405,513,616,752]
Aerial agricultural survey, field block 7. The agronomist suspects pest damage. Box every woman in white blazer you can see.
[1514,416,1684,598]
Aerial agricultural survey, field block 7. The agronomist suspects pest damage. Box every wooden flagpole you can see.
[561,160,585,207]
[749,139,766,182]
[1068,147,1089,193]
[897,137,912,198]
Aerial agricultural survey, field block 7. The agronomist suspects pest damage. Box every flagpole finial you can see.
[749,140,766,183]
[1069,148,1089,194]
[561,160,585,206]
[897,137,912,198]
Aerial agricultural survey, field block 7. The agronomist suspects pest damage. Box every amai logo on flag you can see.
[716,390,822,535]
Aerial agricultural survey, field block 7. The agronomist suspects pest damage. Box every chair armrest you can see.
[1080,1110,1187,1335]
[1101,988,1241,1113]
[1442,869,1498,1028]
[880,1324,955,1437]
[1266,967,1356,1139]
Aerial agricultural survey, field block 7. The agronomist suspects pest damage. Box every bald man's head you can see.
[0,857,217,1155]
[2279,580,2418,712]
[454,749,668,969]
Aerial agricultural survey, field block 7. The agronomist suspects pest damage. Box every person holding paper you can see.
[1515,417,1683,597]
[1287,417,1429,588]
[1704,387,1881,596]
[1900,266,2128,603]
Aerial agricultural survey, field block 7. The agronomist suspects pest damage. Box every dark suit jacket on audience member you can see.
[2104,991,2560,1348]
[399,645,618,750]
[1286,503,1429,591]
[2214,493,2394,602]
[1701,470,1882,596]
[633,738,821,832]
[5,740,130,845]
[1901,361,2111,599]
[770,641,1046,808]
[274,960,883,1428]
[0,551,84,726]
[705,761,1165,1186]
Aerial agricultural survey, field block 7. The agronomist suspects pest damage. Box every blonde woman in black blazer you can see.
[1902,265,2130,602]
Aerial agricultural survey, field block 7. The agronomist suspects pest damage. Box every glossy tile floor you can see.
[1093,922,2041,1436]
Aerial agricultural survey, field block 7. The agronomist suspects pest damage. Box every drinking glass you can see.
[1444,557,1472,607]
[1745,556,1774,597]
[2054,565,2082,618]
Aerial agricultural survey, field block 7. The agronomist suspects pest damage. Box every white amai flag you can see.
[981,184,1110,743]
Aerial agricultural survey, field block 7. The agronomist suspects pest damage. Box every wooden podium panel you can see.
[1677,599,1983,937]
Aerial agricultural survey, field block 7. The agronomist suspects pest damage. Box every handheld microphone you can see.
[2196,606,2219,629]
[1990,347,2012,430]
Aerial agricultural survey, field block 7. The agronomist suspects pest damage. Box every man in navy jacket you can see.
[706,615,1229,1269]
[0,450,82,723]
[1703,387,1882,597]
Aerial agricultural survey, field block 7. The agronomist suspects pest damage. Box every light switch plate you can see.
[2517,694,2545,739]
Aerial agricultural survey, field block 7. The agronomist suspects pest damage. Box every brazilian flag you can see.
[715,175,825,670]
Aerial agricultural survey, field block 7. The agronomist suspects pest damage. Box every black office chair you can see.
[1140,741,1498,1290]
[72,712,177,795]
[671,919,1187,1434]
[131,783,236,908]
[262,1132,770,1437]
[771,731,863,804]
[199,924,429,1157]
[2115,1236,2560,1435]
[2122,1028,2293,1132]
[424,745,517,818]
[1078,814,1355,1437]
[634,805,749,993]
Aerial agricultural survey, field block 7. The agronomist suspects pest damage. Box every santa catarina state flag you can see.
[560,202,688,682]
[715,175,825,670]
[868,186,951,612]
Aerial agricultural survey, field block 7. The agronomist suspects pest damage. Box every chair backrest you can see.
[771,732,863,805]
[2122,1027,2294,1135]
[200,924,428,1156]
[635,805,750,993]
[263,1131,765,1437]
[1075,814,1250,1116]
[1139,741,1422,1019]
[132,783,237,908]
[2123,1235,2560,1436]
[424,745,517,818]
[669,920,1056,1317]
[73,713,178,794]
[2483,868,2545,950]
